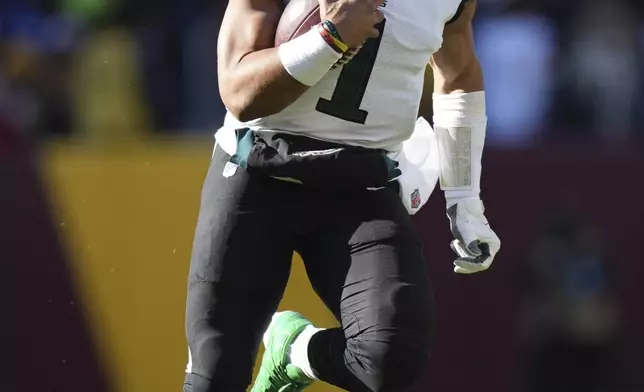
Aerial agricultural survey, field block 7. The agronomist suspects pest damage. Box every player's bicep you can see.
[438,0,476,54]
[429,0,481,93]
[444,0,475,30]
[218,0,282,73]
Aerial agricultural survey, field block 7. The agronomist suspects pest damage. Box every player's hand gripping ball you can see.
[275,0,384,67]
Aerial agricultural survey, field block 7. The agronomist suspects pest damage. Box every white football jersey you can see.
[219,0,465,152]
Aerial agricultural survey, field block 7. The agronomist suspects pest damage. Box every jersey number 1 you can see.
[315,20,387,124]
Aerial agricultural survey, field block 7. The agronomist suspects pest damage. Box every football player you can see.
[183,0,500,391]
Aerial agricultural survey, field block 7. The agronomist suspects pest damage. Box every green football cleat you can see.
[250,311,314,392]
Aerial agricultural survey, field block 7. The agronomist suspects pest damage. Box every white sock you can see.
[288,325,324,380]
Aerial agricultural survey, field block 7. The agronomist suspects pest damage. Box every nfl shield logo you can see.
[410,189,421,209]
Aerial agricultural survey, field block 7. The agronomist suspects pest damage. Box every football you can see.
[274,0,321,46]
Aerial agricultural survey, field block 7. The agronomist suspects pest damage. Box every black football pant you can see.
[184,145,435,392]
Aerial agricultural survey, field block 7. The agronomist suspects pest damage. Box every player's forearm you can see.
[218,0,342,123]
[219,48,310,122]
[431,55,483,94]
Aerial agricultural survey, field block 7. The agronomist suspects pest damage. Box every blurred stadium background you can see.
[1,0,644,391]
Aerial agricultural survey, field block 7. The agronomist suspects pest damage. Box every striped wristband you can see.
[318,24,348,54]
[322,20,343,42]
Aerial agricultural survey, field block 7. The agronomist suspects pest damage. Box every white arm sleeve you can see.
[433,91,487,202]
